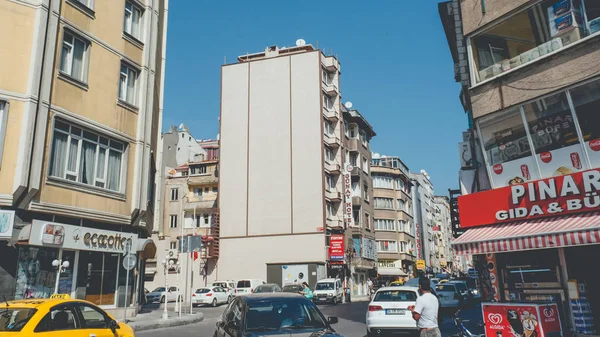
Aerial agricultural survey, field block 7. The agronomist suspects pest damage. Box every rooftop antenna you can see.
[296,39,306,47]
[344,101,353,109]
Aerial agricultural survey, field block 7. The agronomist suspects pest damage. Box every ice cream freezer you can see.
[482,302,563,337]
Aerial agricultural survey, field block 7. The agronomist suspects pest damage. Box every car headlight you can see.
[327,293,333,297]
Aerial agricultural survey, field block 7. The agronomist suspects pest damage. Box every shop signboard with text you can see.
[343,165,354,228]
[328,234,345,261]
[0,210,15,240]
[458,169,600,228]
[28,220,139,253]
[482,302,562,337]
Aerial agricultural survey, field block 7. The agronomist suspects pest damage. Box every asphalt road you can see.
[136,300,482,337]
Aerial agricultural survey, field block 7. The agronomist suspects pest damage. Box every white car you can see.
[366,286,419,337]
[212,280,236,297]
[145,286,182,303]
[313,278,343,304]
[192,286,231,307]
[234,279,265,295]
[435,283,462,308]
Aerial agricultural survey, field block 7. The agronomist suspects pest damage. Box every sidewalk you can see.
[127,307,204,332]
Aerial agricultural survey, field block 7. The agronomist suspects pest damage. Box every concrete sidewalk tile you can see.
[129,313,204,332]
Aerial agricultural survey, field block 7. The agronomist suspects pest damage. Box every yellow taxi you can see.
[388,280,404,287]
[0,294,135,336]
[439,279,449,284]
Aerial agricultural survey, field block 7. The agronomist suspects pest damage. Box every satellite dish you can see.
[178,123,184,130]
[344,101,353,109]
[373,153,380,159]
[296,39,306,46]
[381,155,388,159]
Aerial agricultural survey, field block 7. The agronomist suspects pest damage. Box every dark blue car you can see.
[214,292,342,337]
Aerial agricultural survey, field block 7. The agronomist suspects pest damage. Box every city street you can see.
[136,300,482,337]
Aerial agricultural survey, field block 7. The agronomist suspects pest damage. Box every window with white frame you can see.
[324,146,335,162]
[323,94,333,110]
[169,215,177,228]
[350,153,358,167]
[324,119,334,136]
[344,120,349,138]
[0,101,8,167]
[365,213,370,229]
[395,178,405,190]
[363,184,369,201]
[374,219,395,231]
[373,176,393,189]
[190,164,207,175]
[170,188,178,201]
[123,1,142,39]
[49,119,125,192]
[374,197,394,209]
[326,174,335,191]
[326,202,333,219]
[352,208,360,226]
[362,156,369,173]
[59,30,89,83]
[119,63,138,106]
[399,220,410,233]
[197,213,210,228]
[349,125,356,138]
[322,69,332,85]
[397,199,406,211]
[360,129,368,145]
[399,241,408,253]
[73,0,94,9]
[377,240,397,253]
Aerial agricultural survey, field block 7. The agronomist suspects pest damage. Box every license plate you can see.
[386,309,405,315]
[319,298,327,301]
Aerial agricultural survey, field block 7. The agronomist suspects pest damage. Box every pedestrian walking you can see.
[299,282,313,300]
[367,278,374,299]
[408,277,440,337]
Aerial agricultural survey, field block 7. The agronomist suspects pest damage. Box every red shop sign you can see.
[328,234,345,262]
[458,169,600,228]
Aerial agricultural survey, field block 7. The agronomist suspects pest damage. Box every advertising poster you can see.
[328,234,344,261]
[485,254,501,302]
[482,303,562,337]
[585,138,600,168]
[537,146,587,180]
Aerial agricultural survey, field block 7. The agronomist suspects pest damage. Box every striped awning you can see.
[452,212,600,256]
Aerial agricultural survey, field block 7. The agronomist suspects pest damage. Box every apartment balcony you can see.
[322,56,340,73]
[347,138,359,152]
[350,166,360,176]
[322,81,339,97]
[325,189,342,202]
[322,106,339,121]
[324,134,340,148]
[324,160,341,174]
[351,195,362,206]
[326,217,344,230]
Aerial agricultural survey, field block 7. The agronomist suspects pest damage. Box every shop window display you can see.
[569,79,600,167]
[14,246,59,299]
[76,251,119,306]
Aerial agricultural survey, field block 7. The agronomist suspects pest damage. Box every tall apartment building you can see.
[0,0,168,316]
[409,172,436,271]
[371,155,417,280]
[149,126,220,295]
[219,42,376,293]
[440,0,600,331]
[433,196,453,272]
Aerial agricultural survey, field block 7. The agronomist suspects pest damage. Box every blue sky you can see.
[162,0,469,195]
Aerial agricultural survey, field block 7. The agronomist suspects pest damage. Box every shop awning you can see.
[377,269,408,277]
[452,211,600,256]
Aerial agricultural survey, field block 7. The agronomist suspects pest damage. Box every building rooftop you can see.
[237,44,316,62]
[371,156,410,177]
[341,104,376,137]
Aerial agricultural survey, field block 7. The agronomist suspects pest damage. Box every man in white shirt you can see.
[408,277,440,337]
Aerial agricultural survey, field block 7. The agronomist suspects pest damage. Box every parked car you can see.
[389,280,404,287]
[282,284,304,293]
[448,280,471,302]
[465,277,481,300]
[313,278,344,305]
[214,293,341,337]
[213,280,236,297]
[192,287,230,307]
[435,283,462,309]
[254,283,282,293]
[404,277,437,291]
[146,286,182,303]
[366,286,420,337]
[235,279,266,295]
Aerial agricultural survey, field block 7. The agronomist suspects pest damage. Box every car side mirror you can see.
[109,319,119,331]
[328,316,338,325]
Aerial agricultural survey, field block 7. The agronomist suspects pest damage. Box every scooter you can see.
[453,309,485,337]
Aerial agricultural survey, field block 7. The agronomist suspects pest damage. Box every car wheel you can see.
[333,297,338,305]
[160,296,165,303]
[212,298,217,307]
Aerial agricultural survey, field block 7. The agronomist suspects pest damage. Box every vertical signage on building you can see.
[328,234,345,261]
[343,164,354,228]
[415,222,422,260]
[486,253,501,302]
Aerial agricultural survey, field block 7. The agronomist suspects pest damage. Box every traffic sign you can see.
[122,253,137,270]
[416,260,426,270]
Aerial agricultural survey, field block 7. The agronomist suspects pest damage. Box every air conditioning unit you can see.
[167,249,179,258]
[458,141,473,169]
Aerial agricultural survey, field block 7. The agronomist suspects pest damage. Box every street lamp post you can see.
[162,258,174,320]
[52,259,70,294]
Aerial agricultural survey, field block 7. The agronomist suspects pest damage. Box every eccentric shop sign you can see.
[458,169,600,228]
[83,232,131,251]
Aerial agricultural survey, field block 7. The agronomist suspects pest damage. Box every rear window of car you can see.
[213,282,227,288]
[237,280,251,288]
[196,288,210,293]
[282,285,300,292]
[436,285,456,292]
[373,290,417,302]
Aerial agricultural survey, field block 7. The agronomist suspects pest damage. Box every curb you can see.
[129,313,204,332]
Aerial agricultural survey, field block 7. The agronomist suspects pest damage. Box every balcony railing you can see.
[322,56,340,72]
[323,106,339,121]
[324,134,341,147]
[322,81,339,96]
[325,189,342,201]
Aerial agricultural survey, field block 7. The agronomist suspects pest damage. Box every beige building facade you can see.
[219,43,377,292]
[371,156,416,280]
[0,0,168,316]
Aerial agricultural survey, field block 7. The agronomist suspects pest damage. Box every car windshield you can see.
[152,287,166,292]
[196,288,211,293]
[0,308,37,332]
[373,290,417,302]
[437,285,456,292]
[452,283,467,291]
[237,280,251,288]
[245,298,327,332]
[315,283,334,290]
[282,285,300,292]
[465,278,478,289]
[255,285,279,293]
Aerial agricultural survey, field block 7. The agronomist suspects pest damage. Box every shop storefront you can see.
[12,220,153,309]
[377,259,408,285]
[453,169,600,336]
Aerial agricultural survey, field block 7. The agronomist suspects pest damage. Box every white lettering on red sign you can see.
[343,168,354,228]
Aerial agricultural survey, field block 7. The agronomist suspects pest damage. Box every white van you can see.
[234,279,266,295]
[312,278,343,304]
